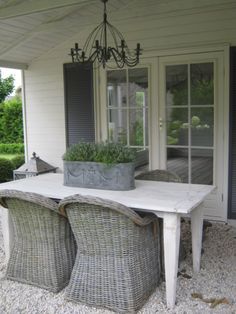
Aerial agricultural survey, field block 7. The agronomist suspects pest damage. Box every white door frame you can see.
[158,50,229,221]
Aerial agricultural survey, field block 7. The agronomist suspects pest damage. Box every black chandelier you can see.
[69,0,141,68]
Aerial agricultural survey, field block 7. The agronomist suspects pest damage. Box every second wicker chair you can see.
[59,194,161,313]
[135,169,182,182]
[0,189,76,293]
[135,169,186,271]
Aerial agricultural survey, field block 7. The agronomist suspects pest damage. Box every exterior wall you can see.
[24,57,66,169]
[24,0,234,186]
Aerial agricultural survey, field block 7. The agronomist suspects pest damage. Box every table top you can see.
[0,173,215,214]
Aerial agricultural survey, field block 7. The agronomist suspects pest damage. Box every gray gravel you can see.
[0,215,235,314]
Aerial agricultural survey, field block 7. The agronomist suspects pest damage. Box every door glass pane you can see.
[191,63,214,106]
[165,62,214,185]
[107,70,126,107]
[166,65,188,106]
[129,109,145,146]
[128,68,148,108]
[108,109,127,144]
[167,148,189,183]
[167,108,188,146]
[191,108,214,147]
[191,149,213,185]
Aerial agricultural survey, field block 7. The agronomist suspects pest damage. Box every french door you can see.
[158,52,226,220]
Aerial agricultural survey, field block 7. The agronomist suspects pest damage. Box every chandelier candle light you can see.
[69,0,141,68]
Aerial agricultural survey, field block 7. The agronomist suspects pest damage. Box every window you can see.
[106,68,149,151]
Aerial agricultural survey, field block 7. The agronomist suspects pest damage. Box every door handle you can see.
[159,117,164,130]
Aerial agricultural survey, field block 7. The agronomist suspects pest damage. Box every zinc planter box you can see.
[63,161,135,191]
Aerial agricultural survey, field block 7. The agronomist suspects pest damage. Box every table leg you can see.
[163,213,181,308]
[191,204,204,272]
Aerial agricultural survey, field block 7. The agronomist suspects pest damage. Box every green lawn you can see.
[0,154,18,160]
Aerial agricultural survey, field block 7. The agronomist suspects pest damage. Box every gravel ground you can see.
[0,216,235,314]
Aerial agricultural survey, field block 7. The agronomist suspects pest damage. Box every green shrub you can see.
[0,158,13,182]
[0,96,23,143]
[11,155,25,169]
[0,143,24,154]
[63,142,136,164]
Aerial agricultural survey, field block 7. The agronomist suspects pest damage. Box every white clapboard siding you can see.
[24,56,66,169]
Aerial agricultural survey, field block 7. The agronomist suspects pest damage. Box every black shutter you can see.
[64,62,95,147]
[228,47,236,219]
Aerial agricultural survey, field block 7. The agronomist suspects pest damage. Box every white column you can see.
[191,204,204,272]
[163,212,181,308]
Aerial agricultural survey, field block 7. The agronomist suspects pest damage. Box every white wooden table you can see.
[0,173,214,308]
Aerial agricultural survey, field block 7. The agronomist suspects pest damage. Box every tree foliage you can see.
[0,71,14,103]
[0,157,13,182]
[0,96,23,143]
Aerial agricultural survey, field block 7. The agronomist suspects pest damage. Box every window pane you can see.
[129,109,146,146]
[166,65,188,106]
[107,70,126,107]
[128,68,148,108]
[167,108,188,145]
[191,149,213,185]
[190,63,214,106]
[167,148,188,183]
[106,68,149,154]
[108,109,127,144]
[191,107,214,147]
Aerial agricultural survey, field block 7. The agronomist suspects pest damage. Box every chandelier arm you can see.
[107,21,138,62]
[99,22,106,53]
[106,20,132,54]
[106,22,122,50]
[109,47,123,63]
[125,54,138,65]
[87,49,100,63]
[109,47,124,68]
[83,21,104,55]
[110,43,139,67]
[108,45,139,67]
[106,20,125,43]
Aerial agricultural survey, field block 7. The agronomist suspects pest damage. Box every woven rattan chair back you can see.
[135,169,182,182]
[59,195,161,313]
[0,189,76,293]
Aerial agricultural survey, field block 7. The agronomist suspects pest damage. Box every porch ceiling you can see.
[0,0,235,69]
[0,0,135,69]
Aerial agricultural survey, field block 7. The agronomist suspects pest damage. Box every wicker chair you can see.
[0,189,76,293]
[135,169,182,182]
[135,169,186,272]
[59,195,161,313]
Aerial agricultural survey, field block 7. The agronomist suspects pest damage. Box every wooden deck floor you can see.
[167,157,213,185]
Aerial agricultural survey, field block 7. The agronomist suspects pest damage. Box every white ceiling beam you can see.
[0,59,28,69]
[0,0,96,19]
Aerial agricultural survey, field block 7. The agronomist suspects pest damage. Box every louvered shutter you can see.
[64,62,95,147]
[228,47,236,219]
